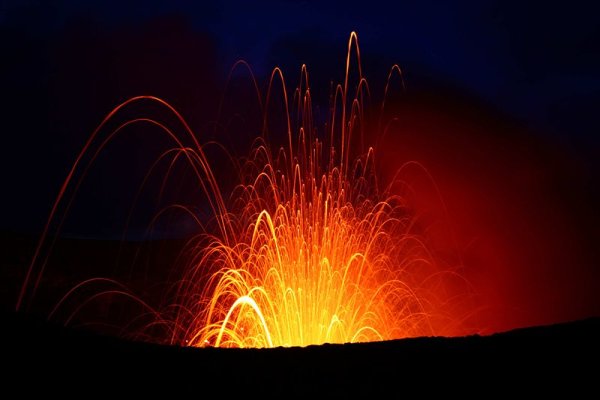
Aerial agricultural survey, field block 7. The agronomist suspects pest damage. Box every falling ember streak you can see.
[18,32,465,348]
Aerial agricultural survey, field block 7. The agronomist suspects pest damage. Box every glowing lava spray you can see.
[18,32,464,347]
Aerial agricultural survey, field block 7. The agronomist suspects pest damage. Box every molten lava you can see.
[18,32,468,347]
[177,140,434,347]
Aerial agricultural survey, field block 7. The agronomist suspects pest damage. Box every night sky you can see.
[1,0,599,332]
[1,0,598,233]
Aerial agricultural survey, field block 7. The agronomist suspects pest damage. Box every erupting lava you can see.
[18,32,466,347]
[178,129,430,347]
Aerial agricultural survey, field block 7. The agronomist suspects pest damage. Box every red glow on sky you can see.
[379,95,600,334]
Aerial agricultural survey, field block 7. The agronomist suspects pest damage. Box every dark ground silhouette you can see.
[2,311,598,395]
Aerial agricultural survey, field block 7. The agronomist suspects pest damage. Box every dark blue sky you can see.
[1,0,598,235]
[3,0,598,136]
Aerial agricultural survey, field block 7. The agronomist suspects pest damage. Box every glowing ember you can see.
[18,32,465,347]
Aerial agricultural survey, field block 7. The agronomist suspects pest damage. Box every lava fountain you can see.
[17,32,470,347]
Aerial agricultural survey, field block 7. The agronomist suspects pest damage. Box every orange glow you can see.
[175,139,435,347]
[18,32,470,347]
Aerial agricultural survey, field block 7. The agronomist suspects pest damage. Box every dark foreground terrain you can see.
[2,313,598,395]
[2,234,598,394]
